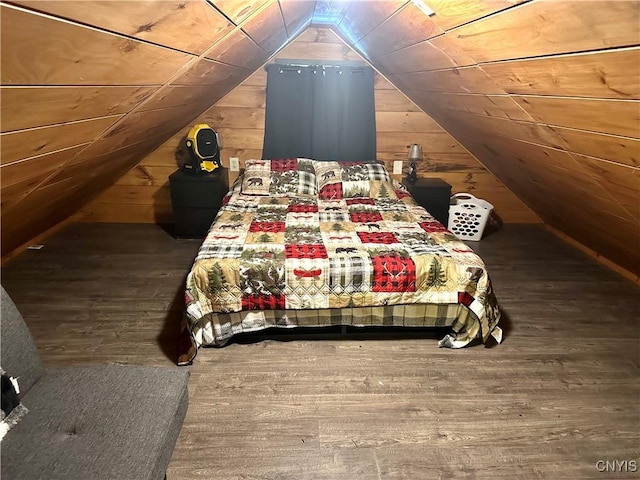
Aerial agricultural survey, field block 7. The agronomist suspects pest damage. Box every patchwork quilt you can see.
[179,159,501,364]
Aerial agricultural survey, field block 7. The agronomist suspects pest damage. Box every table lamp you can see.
[407,143,421,183]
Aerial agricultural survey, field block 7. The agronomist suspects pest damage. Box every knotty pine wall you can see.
[1,0,313,259]
[335,0,639,276]
[78,28,538,225]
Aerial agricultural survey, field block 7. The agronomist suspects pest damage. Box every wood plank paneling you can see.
[215,85,266,108]
[394,67,507,95]
[137,137,188,169]
[12,0,234,55]
[436,111,568,150]
[203,28,267,70]
[340,0,409,46]
[241,0,288,55]
[357,2,442,58]
[79,203,173,224]
[528,175,640,256]
[423,152,487,173]
[446,134,590,208]
[66,103,209,167]
[427,0,528,31]
[136,85,220,111]
[0,116,120,165]
[1,172,53,210]
[73,133,188,223]
[410,106,638,239]
[462,134,640,272]
[0,4,193,85]
[574,154,640,221]
[1,0,276,258]
[374,88,422,112]
[203,106,266,129]
[1,177,86,254]
[375,111,445,132]
[440,0,640,63]
[376,40,470,73]
[277,27,360,62]
[279,0,314,37]
[0,86,157,132]
[81,27,536,226]
[0,145,88,209]
[92,184,171,206]
[547,126,640,168]
[481,47,640,99]
[423,93,533,121]
[512,96,640,138]
[171,59,250,87]
[116,165,179,187]
[2,0,637,277]
[1,145,87,188]
[214,127,266,151]
[212,0,270,25]
[49,137,166,185]
[376,132,463,154]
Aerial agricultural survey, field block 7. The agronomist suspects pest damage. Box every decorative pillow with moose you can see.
[313,160,397,200]
[241,158,317,196]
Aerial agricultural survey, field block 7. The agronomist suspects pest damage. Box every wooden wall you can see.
[78,27,538,225]
[331,0,640,276]
[2,0,638,277]
[0,0,313,258]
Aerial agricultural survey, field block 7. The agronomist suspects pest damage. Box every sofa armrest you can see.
[1,286,45,397]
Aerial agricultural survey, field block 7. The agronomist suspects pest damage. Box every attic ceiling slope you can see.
[0,0,302,258]
[1,0,639,278]
[327,0,639,276]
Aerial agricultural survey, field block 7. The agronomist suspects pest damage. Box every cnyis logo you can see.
[595,460,637,472]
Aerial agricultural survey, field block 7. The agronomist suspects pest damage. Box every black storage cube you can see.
[169,168,229,238]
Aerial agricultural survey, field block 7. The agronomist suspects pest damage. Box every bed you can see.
[177,158,501,365]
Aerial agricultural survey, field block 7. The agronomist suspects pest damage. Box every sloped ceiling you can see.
[1,0,639,275]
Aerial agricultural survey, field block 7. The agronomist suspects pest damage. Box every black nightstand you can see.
[403,177,452,226]
[169,169,229,238]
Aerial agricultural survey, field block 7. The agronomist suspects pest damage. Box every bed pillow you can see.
[313,160,396,200]
[241,158,317,196]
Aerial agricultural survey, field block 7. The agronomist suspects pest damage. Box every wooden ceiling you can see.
[1,0,639,276]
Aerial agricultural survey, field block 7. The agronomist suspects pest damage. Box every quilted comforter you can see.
[178,159,501,365]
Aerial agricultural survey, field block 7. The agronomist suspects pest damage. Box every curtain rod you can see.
[274,66,366,74]
[267,58,368,70]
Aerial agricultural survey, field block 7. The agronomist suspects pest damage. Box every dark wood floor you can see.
[2,223,638,479]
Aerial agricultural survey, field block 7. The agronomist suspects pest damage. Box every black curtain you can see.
[262,63,376,161]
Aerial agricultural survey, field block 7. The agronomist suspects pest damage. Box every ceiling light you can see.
[412,0,436,17]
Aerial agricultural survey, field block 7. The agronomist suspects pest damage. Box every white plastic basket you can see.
[447,193,493,241]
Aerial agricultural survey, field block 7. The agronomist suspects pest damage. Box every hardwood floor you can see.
[2,223,638,479]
